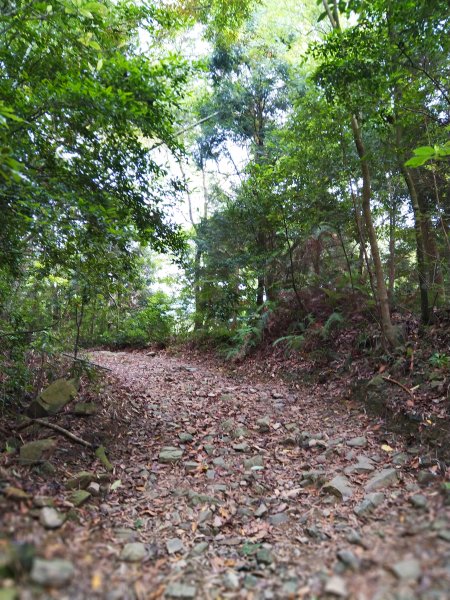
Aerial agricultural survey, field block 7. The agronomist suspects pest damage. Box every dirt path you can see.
[2,350,450,599]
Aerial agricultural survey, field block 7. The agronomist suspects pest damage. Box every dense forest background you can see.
[1,0,450,406]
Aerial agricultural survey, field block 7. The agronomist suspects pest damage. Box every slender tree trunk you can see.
[400,165,430,324]
[350,115,398,346]
[388,200,396,307]
[323,0,397,346]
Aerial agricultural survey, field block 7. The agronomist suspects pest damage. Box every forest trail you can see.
[3,349,450,599]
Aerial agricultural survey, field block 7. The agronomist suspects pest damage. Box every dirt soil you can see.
[1,348,450,599]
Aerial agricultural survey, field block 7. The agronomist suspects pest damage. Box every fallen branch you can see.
[62,352,112,371]
[382,376,414,398]
[15,418,94,448]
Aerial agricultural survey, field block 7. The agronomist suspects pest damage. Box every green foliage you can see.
[113,292,175,347]
[428,353,450,370]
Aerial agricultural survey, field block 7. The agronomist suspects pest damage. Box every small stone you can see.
[39,507,65,529]
[269,513,289,526]
[282,580,299,595]
[256,548,274,565]
[206,469,215,480]
[223,571,240,590]
[74,402,97,416]
[233,427,247,438]
[86,482,100,497]
[337,549,360,571]
[233,443,249,452]
[221,418,235,432]
[198,509,212,523]
[69,490,91,507]
[166,583,197,599]
[346,529,364,546]
[325,575,347,597]
[354,492,385,517]
[33,496,54,508]
[65,471,95,490]
[159,447,183,463]
[213,457,227,468]
[409,494,428,509]
[3,486,31,501]
[301,470,327,487]
[392,452,409,466]
[166,538,184,555]
[204,444,215,455]
[179,433,193,443]
[120,542,146,562]
[417,470,437,485]
[257,416,271,433]
[183,462,200,472]
[347,437,367,448]
[244,455,264,470]
[392,558,422,580]
[323,475,353,500]
[365,468,398,492]
[190,542,208,556]
[30,558,74,587]
[438,530,450,542]
[255,503,268,517]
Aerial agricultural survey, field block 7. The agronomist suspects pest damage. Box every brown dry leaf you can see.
[91,572,103,592]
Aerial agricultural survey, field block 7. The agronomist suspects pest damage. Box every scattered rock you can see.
[179,433,193,443]
[190,542,208,556]
[269,513,289,526]
[392,452,409,466]
[159,447,183,463]
[183,461,200,472]
[166,538,184,555]
[301,470,327,487]
[33,496,54,508]
[347,436,367,448]
[409,494,428,509]
[86,482,101,497]
[19,439,57,465]
[354,493,385,517]
[74,402,97,416]
[165,583,197,599]
[65,471,95,490]
[3,486,31,501]
[256,548,274,565]
[30,558,74,587]
[69,490,91,507]
[28,378,77,417]
[95,445,113,471]
[233,443,249,452]
[255,503,268,517]
[325,575,348,597]
[323,475,353,500]
[437,530,450,542]
[257,416,271,433]
[365,468,398,492]
[391,558,422,581]
[244,455,264,470]
[120,543,146,562]
[417,470,437,485]
[223,571,240,590]
[337,549,360,571]
[39,507,65,529]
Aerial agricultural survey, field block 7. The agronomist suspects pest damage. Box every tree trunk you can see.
[388,200,396,307]
[350,115,398,347]
[400,165,430,323]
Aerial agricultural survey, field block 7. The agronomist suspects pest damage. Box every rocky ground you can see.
[1,349,450,599]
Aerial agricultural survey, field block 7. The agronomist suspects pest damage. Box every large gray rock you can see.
[120,543,146,562]
[392,558,422,581]
[30,558,74,587]
[323,475,353,500]
[365,468,398,492]
[29,379,77,417]
[354,492,385,517]
[19,439,57,465]
[159,447,183,463]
